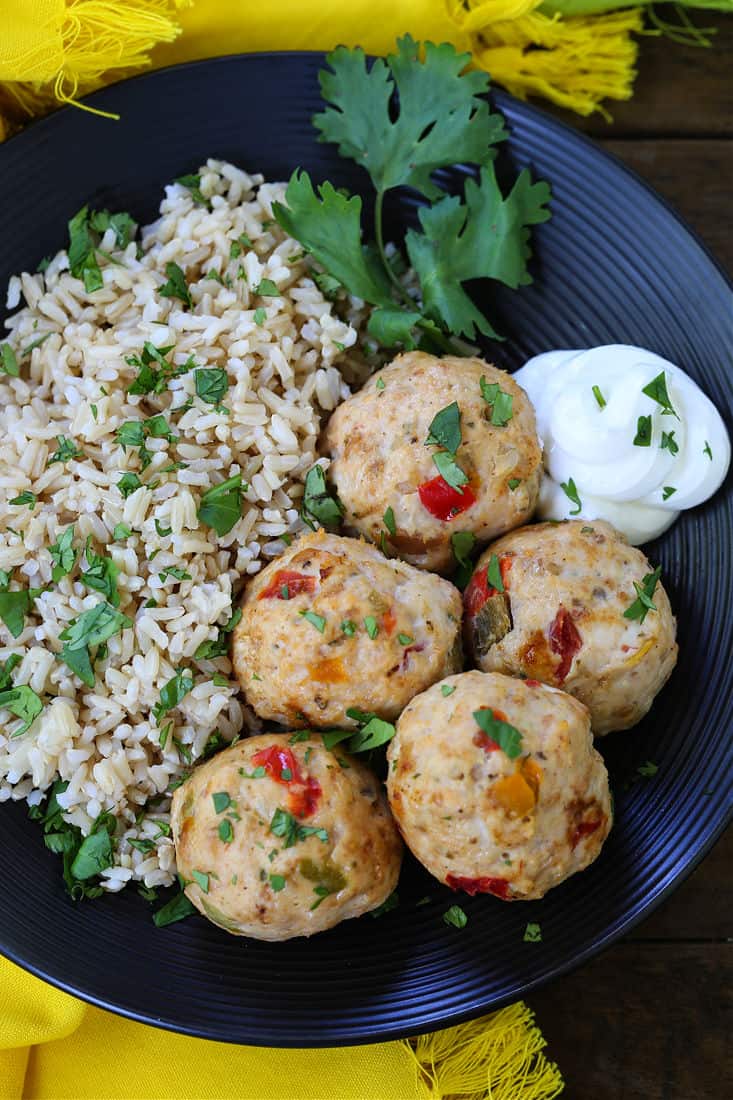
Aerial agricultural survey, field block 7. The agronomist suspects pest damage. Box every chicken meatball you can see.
[323,352,542,573]
[387,671,611,900]
[172,734,402,940]
[463,520,678,735]
[232,530,462,728]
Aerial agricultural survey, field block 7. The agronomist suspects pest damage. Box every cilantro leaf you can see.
[560,478,582,516]
[194,368,229,406]
[48,436,84,466]
[253,278,280,297]
[523,921,542,942]
[366,307,422,349]
[451,530,475,590]
[486,553,505,593]
[480,378,514,426]
[301,464,343,530]
[9,491,36,509]
[660,431,679,456]
[623,567,662,625]
[81,540,120,606]
[349,716,395,751]
[193,608,242,660]
[70,828,113,880]
[153,889,196,927]
[0,684,43,736]
[300,610,326,633]
[634,415,652,447]
[473,707,524,758]
[1,343,19,377]
[118,472,142,498]
[59,602,131,687]
[153,669,194,723]
[175,174,207,206]
[443,904,468,929]
[642,372,679,419]
[272,171,393,308]
[159,262,192,308]
[197,474,244,537]
[67,206,103,292]
[0,653,21,692]
[269,807,328,848]
[88,209,136,248]
[405,164,551,340]
[425,402,461,454]
[0,587,41,639]
[432,450,469,490]
[314,36,505,200]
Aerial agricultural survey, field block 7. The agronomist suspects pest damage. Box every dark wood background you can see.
[530,19,732,1100]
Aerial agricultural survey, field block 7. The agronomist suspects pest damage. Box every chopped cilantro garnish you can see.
[523,921,542,942]
[0,682,43,736]
[191,869,210,893]
[153,889,196,927]
[47,436,84,467]
[480,378,514,426]
[450,530,476,590]
[397,633,414,646]
[67,206,104,292]
[662,486,677,501]
[0,584,42,639]
[660,430,679,456]
[118,473,142,498]
[703,440,713,460]
[197,474,244,537]
[218,819,234,843]
[175,174,207,205]
[9,491,36,509]
[0,343,19,377]
[194,608,242,660]
[299,609,326,633]
[159,566,192,582]
[269,807,328,848]
[634,415,652,447]
[443,905,468,929]
[153,668,194,723]
[425,402,461,454]
[560,478,582,516]
[591,385,606,409]
[254,278,280,297]
[441,684,456,697]
[637,760,658,778]
[486,553,505,593]
[375,377,386,392]
[81,540,120,606]
[269,873,286,892]
[253,307,267,325]
[301,464,343,530]
[194,367,229,406]
[310,885,332,910]
[508,478,521,491]
[642,371,679,418]
[341,619,356,636]
[623,566,662,625]
[473,707,523,758]
[58,602,131,687]
[432,450,469,491]
[383,506,396,536]
[158,262,192,308]
[363,615,378,639]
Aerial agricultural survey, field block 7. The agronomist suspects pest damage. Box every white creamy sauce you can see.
[514,345,731,545]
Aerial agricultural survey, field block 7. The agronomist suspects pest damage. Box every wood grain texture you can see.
[527,19,732,1098]
[544,19,733,138]
[531,944,733,1100]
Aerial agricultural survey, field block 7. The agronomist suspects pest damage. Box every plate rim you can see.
[0,49,731,1046]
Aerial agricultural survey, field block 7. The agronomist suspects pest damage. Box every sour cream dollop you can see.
[514,345,731,545]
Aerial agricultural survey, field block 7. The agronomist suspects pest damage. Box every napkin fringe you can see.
[405,1002,564,1100]
[0,0,188,138]
[446,0,643,117]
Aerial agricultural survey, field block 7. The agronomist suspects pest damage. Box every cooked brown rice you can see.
[0,160,371,894]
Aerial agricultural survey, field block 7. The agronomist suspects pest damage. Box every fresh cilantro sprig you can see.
[272,37,550,351]
[67,206,136,293]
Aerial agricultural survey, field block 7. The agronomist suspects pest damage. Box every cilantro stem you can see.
[374,191,413,307]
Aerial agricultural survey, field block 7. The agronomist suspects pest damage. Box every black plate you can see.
[1,53,731,1047]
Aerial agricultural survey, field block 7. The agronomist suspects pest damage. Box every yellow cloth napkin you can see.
[0,956,563,1099]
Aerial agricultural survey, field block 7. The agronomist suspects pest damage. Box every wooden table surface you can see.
[528,20,732,1100]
